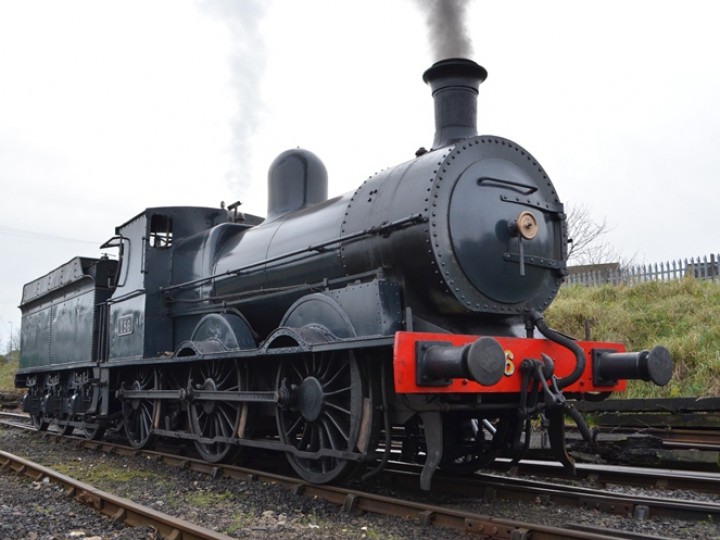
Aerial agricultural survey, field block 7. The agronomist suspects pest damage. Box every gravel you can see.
[1,425,719,539]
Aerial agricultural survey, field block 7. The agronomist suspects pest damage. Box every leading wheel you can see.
[440,415,518,474]
[122,368,159,450]
[30,410,49,432]
[276,350,367,484]
[28,388,49,432]
[188,360,243,462]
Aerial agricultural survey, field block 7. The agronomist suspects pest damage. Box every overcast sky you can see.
[1,0,718,349]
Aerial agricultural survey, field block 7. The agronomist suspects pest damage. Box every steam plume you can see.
[415,0,474,60]
[199,0,268,193]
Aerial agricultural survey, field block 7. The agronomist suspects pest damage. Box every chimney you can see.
[423,58,487,149]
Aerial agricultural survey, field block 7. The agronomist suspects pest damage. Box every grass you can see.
[52,460,164,486]
[546,277,720,398]
[0,353,19,392]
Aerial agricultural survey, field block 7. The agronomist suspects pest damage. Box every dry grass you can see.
[0,353,18,392]
[546,277,720,398]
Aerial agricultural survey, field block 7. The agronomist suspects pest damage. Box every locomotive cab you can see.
[102,206,231,361]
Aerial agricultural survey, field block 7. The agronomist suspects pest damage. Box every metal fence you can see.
[565,253,720,287]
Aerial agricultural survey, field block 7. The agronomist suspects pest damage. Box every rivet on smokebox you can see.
[504,351,516,376]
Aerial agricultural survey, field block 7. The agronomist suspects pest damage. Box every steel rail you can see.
[367,456,720,521]
[486,459,720,495]
[591,426,720,447]
[383,468,720,522]
[0,411,30,422]
[0,449,236,540]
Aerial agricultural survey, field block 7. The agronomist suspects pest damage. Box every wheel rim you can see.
[122,368,158,449]
[31,413,48,431]
[188,360,242,462]
[84,424,105,440]
[276,351,364,484]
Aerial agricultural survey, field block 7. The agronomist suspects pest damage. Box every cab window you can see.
[149,214,173,248]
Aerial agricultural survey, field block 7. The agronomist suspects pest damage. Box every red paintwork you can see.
[393,331,627,394]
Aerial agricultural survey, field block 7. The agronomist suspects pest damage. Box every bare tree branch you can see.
[566,203,625,265]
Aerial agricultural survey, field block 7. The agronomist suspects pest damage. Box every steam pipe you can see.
[528,310,586,390]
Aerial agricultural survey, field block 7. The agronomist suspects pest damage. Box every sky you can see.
[0,0,718,350]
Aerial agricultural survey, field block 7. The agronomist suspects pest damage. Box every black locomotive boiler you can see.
[16,59,673,489]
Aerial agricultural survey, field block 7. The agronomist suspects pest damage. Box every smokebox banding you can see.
[415,0,474,60]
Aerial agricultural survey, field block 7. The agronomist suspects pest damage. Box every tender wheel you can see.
[188,360,243,462]
[276,350,367,484]
[59,411,75,436]
[122,368,159,449]
[440,415,517,474]
[83,386,106,441]
[30,411,49,432]
[57,388,75,436]
[28,388,49,431]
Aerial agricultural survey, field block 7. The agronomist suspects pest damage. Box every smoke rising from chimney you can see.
[415,0,474,60]
[199,0,268,194]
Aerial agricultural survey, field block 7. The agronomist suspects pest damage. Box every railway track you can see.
[576,398,720,447]
[0,448,237,540]
[593,426,720,449]
[487,459,720,495]
[5,413,718,501]
[2,409,718,494]
[0,439,669,540]
[2,419,719,539]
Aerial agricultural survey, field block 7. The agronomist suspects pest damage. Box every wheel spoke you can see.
[319,416,342,450]
[284,411,301,436]
[315,354,330,380]
[324,400,351,416]
[324,384,352,397]
[322,362,348,389]
[218,405,234,436]
[322,409,350,442]
[295,423,310,451]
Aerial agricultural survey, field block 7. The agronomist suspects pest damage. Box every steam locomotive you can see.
[15,58,672,489]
